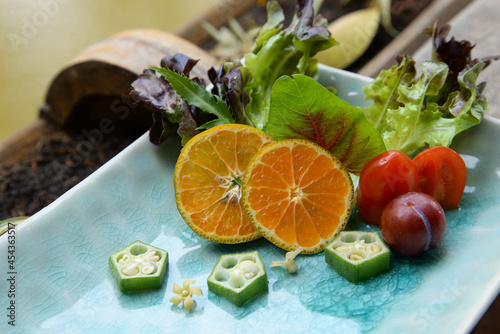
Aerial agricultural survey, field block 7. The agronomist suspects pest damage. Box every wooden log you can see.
[0,119,56,166]
[40,29,219,129]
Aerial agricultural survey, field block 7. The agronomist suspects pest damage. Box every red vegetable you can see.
[357,150,420,225]
[380,192,447,257]
[413,146,467,209]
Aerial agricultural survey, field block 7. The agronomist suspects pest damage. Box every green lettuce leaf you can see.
[267,74,386,174]
[362,55,488,155]
[243,0,337,130]
[403,62,485,152]
[362,24,497,156]
[130,1,339,145]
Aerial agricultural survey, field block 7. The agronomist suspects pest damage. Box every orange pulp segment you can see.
[242,139,354,253]
[174,124,275,243]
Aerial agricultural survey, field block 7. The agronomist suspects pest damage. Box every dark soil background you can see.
[0,0,433,219]
[0,126,142,218]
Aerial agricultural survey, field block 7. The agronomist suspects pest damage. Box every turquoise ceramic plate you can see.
[2,65,500,334]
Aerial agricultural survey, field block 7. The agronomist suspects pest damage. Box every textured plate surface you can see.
[1,65,499,333]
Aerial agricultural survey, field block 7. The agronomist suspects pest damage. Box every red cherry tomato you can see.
[357,150,419,225]
[413,146,467,209]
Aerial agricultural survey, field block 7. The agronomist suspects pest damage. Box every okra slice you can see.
[325,231,390,283]
[207,251,268,306]
[109,240,168,292]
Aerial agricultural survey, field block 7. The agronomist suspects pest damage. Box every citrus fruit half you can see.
[174,124,275,243]
[242,139,354,254]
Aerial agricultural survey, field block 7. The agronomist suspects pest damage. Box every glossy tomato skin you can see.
[357,150,419,225]
[380,192,446,257]
[413,146,467,210]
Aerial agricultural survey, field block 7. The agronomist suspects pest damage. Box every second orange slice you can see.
[242,139,354,254]
[174,124,275,243]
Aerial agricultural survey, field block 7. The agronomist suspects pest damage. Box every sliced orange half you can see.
[174,124,275,243]
[242,139,354,254]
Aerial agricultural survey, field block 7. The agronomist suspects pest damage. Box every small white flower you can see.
[169,280,203,312]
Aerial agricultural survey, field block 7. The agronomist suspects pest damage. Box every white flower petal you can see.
[172,283,183,294]
[183,279,196,290]
[184,296,194,312]
[169,294,184,306]
[190,286,203,296]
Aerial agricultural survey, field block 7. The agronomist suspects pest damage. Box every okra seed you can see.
[366,244,381,253]
[335,246,350,253]
[141,263,155,275]
[239,260,255,267]
[118,254,131,265]
[145,251,160,262]
[349,254,364,261]
[238,260,259,277]
[122,264,139,276]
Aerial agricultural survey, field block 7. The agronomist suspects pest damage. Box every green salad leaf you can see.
[130,0,336,145]
[363,55,451,154]
[130,3,496,180]
[362,24,497,156]
[241,0,337,130]
[267,74,386,174]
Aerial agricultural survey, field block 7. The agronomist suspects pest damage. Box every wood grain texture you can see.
[358,0,474,78]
